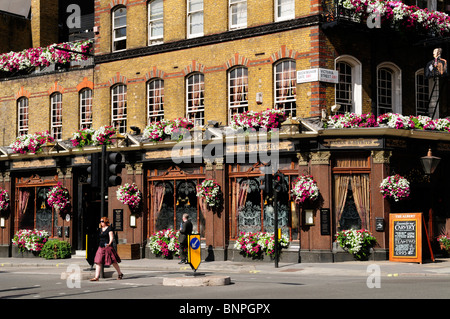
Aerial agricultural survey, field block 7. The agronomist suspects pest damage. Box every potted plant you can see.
[147,229,180,259]
[0,188,9,212]
[335,229,377,261]
[47,182,70,212]
[379,174,410,202]
[196,179,222,207]
[92,125,117,146]
[291,175,320,204]
[437,233,450,251]
[117,183,142,209]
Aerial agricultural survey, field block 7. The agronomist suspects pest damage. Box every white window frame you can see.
[147,78,165,124]
[228,66,248,124]
[274,59,297,117]
[229,0,247,30]
[335,55,362,114]
[377,62,402,115]
[111,84,127,134]
[148,0,164,45]
[112,6,127,52]
[275,0,295,22]
[187,0,203,38]
[80,88,93,129]
[186,73,205,126]
[51,93,63,141]
[17,97,29,136]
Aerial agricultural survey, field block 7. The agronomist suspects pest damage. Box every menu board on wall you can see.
[389,213,422,263]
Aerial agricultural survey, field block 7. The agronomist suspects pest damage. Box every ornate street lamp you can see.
[420,148,441,175]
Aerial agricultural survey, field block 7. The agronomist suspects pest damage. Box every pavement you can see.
[1,255,450,278]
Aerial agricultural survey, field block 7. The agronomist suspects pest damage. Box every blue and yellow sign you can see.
[188,234,201,271]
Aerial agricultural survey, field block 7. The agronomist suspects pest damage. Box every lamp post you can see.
[420,148,441,253]
[420,149,441,176]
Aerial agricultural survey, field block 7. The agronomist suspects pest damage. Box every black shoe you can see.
[178,260,186,264]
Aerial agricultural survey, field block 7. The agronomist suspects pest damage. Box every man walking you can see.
[178,213,193,264]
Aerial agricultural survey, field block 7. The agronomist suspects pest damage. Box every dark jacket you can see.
[179,219,193,245]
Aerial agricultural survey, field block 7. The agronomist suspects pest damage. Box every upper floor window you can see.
[186,73,205,126]
[274,59,296,117]
[80,89,93,129]
[229,0,247,29]
[111,84,127,134]
[336,62,353,114]
[51,93,63,141]
[275,0,295,22]
[148,78,165,123]
[228,66,248,123]
[187,0,203,38]
[17,97,29,136]
[148,0,164,45]
[377,63,402,115]
[112,7,127,52]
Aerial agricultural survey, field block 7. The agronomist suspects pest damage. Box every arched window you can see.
[274,59,296,117]
[147,78,164,123]
[377,62,402,115]
[335,55,362,114]
[148,0,163,45]
[228,66,248,123]
[415,69,430,116]
[186,73,205,126]
[111,84,127,134]
[50,93,63,140]
[112,6,127,51]
[80,88,93,129]
[17,97,29,136]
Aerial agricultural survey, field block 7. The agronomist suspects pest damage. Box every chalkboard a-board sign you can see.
[389,213,422,263]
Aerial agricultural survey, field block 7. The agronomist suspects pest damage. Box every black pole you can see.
[274,188,279,268]
[101,144,106,218]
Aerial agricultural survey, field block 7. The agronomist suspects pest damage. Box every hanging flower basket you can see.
[117,183,142,208]
[196,179,222,207]
[291,175,320,203]
[380,174,410,202]
[0,188,9,212]
[10,131,55,154]
[47,182,70,212]
[147,229,180,258]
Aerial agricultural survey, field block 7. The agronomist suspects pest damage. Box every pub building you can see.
[0,0,450,263]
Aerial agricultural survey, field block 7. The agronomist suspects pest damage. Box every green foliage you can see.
[39,239,72,259]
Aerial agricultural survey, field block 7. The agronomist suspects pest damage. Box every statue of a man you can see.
[425,48,447,79]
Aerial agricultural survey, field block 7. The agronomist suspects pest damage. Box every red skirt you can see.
[94,246,121,266]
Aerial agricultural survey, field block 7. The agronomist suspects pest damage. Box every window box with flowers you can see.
[47,182,70,213]
[291,175,320,204]
[12,229,49,257]
[147,229,180,259]
[196,179,222,208]
[143,118,194,142]
[335,229,377,261]
[117,183,142,209]
[92,125,117,146]
[230,108,287,133]
[380,174,410,202]
[234,231,289,260]
[0,188,9,212]
[70,128,95,149]
[10,131,55,154]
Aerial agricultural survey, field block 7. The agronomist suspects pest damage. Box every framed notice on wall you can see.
[389,213,434,264]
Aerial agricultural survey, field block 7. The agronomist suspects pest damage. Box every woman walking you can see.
[90,217,123,281]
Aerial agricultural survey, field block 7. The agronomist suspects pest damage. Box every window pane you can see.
[274,60,296,117]
[189,0,203,12]
[189,12,203,35]
[148,79,165,123]
[112,85,127,134]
